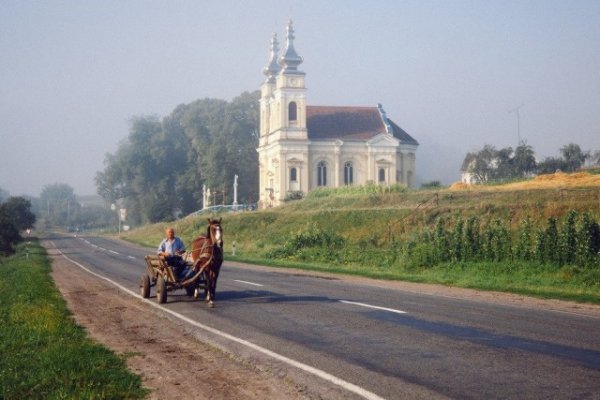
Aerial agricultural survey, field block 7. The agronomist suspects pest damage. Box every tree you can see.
[462,145,498,183]
[591,150,600,166]
[0,196,35,256]
[96,91,260,223]
[513,143,536,177]
[0,208,20,256]
[38,183,79,228]
[560,143,588,172]
[537,157,568,174]
[493,147,514,180]
[462,144,533,182]
[0,197,36,231]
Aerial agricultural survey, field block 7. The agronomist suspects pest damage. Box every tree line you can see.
[0,196,36,256]
[461,143,598,183]
[95,91,260,225]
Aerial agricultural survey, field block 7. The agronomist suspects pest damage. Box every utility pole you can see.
[508,104,524,145]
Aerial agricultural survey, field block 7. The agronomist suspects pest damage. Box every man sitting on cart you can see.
[157,227,194,281]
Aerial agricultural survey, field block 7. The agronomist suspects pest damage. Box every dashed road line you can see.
[340,300,407,314]
[234,279,264,287]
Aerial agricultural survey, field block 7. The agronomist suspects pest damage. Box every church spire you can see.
[278,19,303,73]
[263,33,280,83]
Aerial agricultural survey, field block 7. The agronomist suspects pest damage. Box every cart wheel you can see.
[140,274,150,298]
[156,277,167,304]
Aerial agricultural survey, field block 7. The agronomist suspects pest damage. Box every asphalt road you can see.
[48,233,600,400]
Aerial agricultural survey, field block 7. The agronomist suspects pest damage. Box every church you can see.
[257,21,418,208]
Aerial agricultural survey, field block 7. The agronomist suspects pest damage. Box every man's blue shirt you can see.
[157,236,186,255]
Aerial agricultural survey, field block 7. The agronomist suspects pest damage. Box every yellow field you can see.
[450,172,600,191]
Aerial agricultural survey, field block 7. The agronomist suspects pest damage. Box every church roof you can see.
[306,106,419,145]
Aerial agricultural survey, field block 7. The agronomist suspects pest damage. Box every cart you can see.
[140,254,207,303]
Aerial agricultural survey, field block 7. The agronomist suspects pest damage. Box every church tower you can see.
[258,20,309,208]
[257,20,418,209]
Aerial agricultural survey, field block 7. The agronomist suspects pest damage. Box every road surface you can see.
[48,233,600,400]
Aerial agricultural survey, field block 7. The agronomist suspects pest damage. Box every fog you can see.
[1,1,599,196]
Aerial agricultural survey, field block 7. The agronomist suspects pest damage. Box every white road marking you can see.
[108,250,119,255]
[340,300,407,314]
[91,244,98,248]
[127,255,136,260]
[49,241,384,400]
[98,247,106,251]
[234,279,264,287]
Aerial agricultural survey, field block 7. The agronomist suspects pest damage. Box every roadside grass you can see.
[0,241,147,400]
[226,254,600,304]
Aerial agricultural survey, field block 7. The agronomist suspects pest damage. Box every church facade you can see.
[257,21,418,208]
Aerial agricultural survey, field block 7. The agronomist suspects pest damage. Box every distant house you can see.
[257,21,418,208]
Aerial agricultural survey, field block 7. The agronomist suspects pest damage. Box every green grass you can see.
[122,182,600,305]
[225,254,600,304]
[0,241,148,400]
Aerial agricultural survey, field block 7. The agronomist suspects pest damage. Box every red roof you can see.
[306,106,418,145]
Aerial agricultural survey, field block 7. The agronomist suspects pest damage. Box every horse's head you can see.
[207,218,223,248]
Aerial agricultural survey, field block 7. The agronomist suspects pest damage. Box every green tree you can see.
[560,143,588,172]
[513,143,536,177]
[0,196,35,256]
[0,208,20,256]
[537,157,568,174]
[0,197,36,231]
[464,145,497,183]
[493,147,514,180]
[462,144,537,182]
[38,183,79,228]
[96,91,260,223]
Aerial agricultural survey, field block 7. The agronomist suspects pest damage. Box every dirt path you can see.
[46,244,312,400]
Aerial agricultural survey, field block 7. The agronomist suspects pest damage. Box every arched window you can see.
[288,101,297,121]
[317,161,327,186]
[290,167,297,182]
[378,168,386,183]
[344,162,354,185]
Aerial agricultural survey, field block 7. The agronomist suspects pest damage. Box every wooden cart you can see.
[140,255,207,303]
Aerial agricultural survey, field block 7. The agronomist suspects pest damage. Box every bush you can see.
[266,223,346,259]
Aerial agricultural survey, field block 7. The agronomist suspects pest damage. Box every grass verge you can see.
[0,240,148,400]
[227,254,600,304]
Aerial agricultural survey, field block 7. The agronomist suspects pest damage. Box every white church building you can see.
[257,21,418,208]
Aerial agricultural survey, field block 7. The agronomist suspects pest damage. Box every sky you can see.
[1,0,599,197]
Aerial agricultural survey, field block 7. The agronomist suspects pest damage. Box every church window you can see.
[317,161,327,186]
[379,168,386,183]
[290,167,297,182]
[344,162,354,185]
[288,101,297,121]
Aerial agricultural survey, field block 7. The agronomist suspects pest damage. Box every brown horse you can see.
[190,218,223,307]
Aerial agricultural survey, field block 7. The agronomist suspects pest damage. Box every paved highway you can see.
[48,233,600,400]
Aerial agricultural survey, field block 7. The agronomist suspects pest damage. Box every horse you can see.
[190,218,223,307]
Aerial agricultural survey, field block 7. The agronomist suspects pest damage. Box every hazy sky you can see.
[1,0,599,197]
